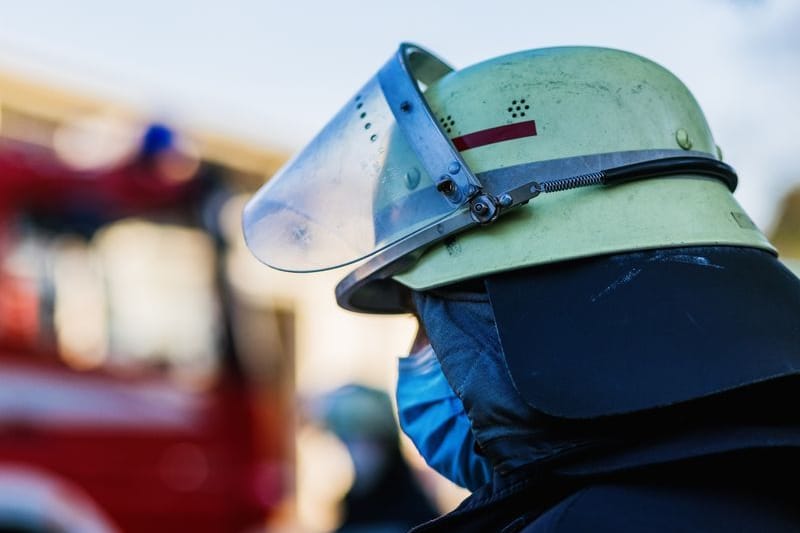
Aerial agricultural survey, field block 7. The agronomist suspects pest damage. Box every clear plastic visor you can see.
[242,70,458,272]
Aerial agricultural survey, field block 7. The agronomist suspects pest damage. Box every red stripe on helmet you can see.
[451,120,537,151]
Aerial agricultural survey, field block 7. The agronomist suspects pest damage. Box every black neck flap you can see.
[486,246,800,419]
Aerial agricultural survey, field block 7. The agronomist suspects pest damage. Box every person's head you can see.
[316,383,399,444]
[311,384,400,494]
[245,42,800,478]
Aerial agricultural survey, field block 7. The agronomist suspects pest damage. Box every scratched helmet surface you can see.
[391,47,771,296]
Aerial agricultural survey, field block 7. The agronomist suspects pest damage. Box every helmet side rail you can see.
[336,153,738,312]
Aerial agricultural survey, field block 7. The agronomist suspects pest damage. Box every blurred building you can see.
[0,66,460,532]
[770,186,800,279]
[771,188,800,257]
[0,68,297,532]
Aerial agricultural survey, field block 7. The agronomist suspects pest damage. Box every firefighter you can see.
[243,44,800,531]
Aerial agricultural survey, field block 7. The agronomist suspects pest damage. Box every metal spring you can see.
[541,171,605,193]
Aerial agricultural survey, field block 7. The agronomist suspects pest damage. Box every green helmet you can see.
[243,44,773,313]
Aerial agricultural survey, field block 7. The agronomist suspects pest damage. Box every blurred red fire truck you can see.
[0,130,294,532]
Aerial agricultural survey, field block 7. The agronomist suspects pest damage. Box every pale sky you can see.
[1,0,798,231]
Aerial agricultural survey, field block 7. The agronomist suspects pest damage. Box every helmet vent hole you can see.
[357,102,375,141]
[508,99,530,120]
[438,114,456,135]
